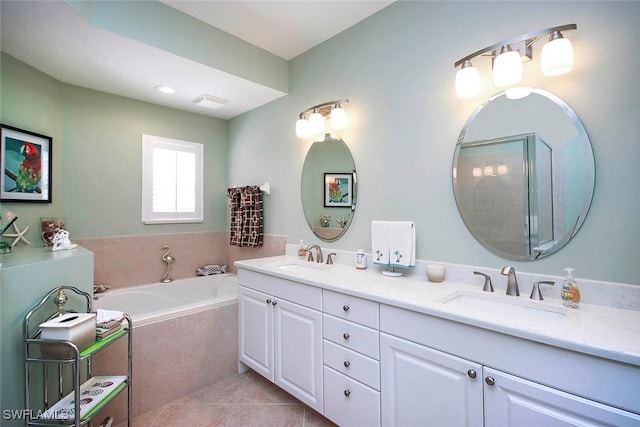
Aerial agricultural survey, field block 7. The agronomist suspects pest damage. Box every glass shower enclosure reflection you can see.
[454,133,554,259]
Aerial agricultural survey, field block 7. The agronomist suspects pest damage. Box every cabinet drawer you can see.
[323,314,379,360]
[323,290,379,328]
[323,366,381,427]
[324,339,380,390]
[238,268,322,310]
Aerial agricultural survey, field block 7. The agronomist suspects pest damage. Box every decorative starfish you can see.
[3,221,32,247]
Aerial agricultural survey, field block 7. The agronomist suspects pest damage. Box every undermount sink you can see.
[274,262,329,273]
[440,290,567,321]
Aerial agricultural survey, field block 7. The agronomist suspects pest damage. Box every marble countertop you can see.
[235,255,640,367]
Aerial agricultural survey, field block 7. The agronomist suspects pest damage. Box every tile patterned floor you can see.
[114,370,338,427]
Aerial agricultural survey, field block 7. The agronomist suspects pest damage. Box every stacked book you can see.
[96,318,122,341]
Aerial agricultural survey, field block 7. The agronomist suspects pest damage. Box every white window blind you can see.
[142,135,203,224]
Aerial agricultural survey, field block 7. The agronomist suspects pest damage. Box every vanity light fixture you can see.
[295,99,349,139]
[454,24,577,99]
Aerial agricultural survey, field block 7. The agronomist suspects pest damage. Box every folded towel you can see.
[96,319,121,329]
[389,221,415,268]
[371,220,390,265]
[96,308,124,325]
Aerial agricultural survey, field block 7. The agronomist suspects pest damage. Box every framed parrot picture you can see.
[1,124,52,202]
[324,172,352,207]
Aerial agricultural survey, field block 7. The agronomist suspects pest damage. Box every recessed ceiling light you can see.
[155,85,176,94]
[193,94,229,110]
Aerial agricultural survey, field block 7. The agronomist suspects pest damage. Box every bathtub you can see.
[93,273,238,327]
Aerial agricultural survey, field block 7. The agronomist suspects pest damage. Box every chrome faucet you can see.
[161,245,175,283]
[501,266,520,296]
[305,244,323,264]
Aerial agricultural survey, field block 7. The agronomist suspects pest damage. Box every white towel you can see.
[371,220,390,265]
[96,308,124,325]
[389,221,415,268]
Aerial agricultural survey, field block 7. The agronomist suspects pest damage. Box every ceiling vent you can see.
[192,94,229,110]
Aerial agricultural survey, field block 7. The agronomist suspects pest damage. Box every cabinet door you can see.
[238,286,274,381]
[483,367,640,427]
[274,298,323,412]
[380,333,483,427]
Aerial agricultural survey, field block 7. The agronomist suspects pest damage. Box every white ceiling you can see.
[0,1,393,119]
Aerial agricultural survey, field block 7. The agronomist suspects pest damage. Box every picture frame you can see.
[324,173,352,207]
[1,124,52,202]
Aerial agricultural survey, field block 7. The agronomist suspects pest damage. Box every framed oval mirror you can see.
[452,88,595,261]
[302,134,357,241]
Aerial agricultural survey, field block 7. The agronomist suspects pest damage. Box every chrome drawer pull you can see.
[344,389,351,397]
[343,305,350,312]
[485,376,495,386]
[344,361,351,368]
[467,370,477,379]
[343,333,350,340]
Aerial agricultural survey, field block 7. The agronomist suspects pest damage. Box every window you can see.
[142,135,203,224]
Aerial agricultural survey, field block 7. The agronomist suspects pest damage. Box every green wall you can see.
[1,52,229,239]
[228,1,640,285]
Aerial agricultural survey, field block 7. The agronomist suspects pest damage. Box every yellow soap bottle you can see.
[561,268,580,309]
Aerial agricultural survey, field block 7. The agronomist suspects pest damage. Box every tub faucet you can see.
[305,244,323,264]
[161,245,175,283]
[501,266,520,296]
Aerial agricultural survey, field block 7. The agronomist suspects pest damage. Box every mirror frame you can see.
[453,88,595,261]
[301,134,357,242]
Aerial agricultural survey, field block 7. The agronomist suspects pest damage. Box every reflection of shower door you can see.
[456,133,552,258]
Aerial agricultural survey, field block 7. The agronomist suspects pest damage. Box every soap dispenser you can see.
[561,268,581,308]
[297,240,306,259]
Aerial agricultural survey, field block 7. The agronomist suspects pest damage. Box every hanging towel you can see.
[227,185,264,247]
[389,221,415,268]
[371,220,391,265]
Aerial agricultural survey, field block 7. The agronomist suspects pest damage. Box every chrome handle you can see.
[529,280,555,301]
[467,369,477,379]
[343,305,350,312]
[473,271,494,292]
[344,389,351,397]
[266,299,272,304]
[272,300,277,306]
[343,333,350,340]
[344,361,351,368]
[485,376,495,386]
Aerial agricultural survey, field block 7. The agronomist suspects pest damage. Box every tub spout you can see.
[161,245,175,283]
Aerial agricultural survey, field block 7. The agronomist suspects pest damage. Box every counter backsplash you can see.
[285,244,640,312]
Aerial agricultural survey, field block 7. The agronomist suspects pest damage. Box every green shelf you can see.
[80,329,127,357]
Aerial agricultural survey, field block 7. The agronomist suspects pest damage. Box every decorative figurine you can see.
[2,220,31,246]
[51,229,77,251]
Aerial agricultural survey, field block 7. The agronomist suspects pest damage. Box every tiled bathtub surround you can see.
[92,303,239,421]
[76,232,286,289]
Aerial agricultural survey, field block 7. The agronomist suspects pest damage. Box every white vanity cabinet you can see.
[322,290,381,427]
[380,304,640,427]
[380,333,483,427]
[237,269,323,412]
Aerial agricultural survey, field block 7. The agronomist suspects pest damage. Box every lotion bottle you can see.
[561,268,580,308]
[356,249,367,269]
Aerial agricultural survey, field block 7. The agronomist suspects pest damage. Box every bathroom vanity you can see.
[236,255,640,427]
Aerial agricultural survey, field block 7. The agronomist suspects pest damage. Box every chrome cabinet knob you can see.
[266,299,272,304]
[344,389,351,397]
[343,333,350,340]
[467,369,477,379]
[343,305,350,312]
[344,361,351,368]
[272,300,277,306]
[485,376,495,386]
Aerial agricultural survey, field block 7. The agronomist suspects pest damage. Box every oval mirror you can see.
[302,134,357,241]
[453,88,595,261]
